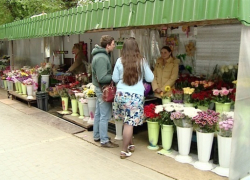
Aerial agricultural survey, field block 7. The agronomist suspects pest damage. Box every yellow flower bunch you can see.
[20,72,29,77]
[183,87,195,95]
[161,86,171,99]
[86,89,95,97]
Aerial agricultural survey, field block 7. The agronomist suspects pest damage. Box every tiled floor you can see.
[0,88,227,180]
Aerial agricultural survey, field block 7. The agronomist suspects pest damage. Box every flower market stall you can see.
[0,0,250,179]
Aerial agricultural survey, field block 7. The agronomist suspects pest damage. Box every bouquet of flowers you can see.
[218,112,234,137]
[192,109,220,133]
[22,78,34,85]
[212,87,235,103]
[155,104,175,126]
[83,83,96,98]
[144,103,160,122]
[220,64,238,83]
[75,73,89,86]
[182,87,195,103]
[191,90,212,107]
[171,89,184,103]
[67,88,81,99]
[171,107,200,128]
[191,80,214,92]
[56,85,69,97]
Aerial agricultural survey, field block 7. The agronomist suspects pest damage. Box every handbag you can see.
[95,75,116,102]
[102,81,116,102]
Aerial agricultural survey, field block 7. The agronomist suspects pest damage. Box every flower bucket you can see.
[3,80,8,90]
[78,101,84,119]
[61,97,70,114]
[87,97,96,124]
[184,103,194,107]
[71,99,79,116]
[14,82,19,92]
[162,98,171,105]
[197,106,209,111]
[114,120,123,140]
[21,84,27,97]
[26,85,34,99]
[147,121,160,150]
[215,102,231,115]
[82,103,89,121]
[194,131,214,171]
[175,126,193,163]
[161,124,174,151]
[213,135,232,177]
[18,82,23,94]
[7,80,13,91]
[32,75,38,96]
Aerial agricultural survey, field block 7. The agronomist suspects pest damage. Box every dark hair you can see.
[121,37,143,86]
[100,35,114,48]
[72,43,82,51]
[161,46,173,58]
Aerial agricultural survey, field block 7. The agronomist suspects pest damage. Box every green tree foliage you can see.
[0,0,79,25]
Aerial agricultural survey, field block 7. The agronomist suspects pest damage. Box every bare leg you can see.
[122,123,133,152]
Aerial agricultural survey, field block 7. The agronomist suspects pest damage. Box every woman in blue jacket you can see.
[112,37,154,159]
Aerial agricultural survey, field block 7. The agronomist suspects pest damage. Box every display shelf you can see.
[8,90,37,107]
[62,114,93,131]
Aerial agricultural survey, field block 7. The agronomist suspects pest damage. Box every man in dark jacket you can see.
[91,35,118,148]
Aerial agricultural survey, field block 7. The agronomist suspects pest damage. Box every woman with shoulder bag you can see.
[112,37,154,159]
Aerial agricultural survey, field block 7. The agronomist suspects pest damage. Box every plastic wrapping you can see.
[229,25,250,180]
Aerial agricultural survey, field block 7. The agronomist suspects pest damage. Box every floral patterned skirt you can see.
[113,91,144,126]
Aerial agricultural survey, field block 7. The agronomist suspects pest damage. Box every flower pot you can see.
[161,124,174,151]
[26,85,34,99]
[7,80,13,91]
[146,121,160,150]
[32,75,38,96]
[114,120,123,140]
[87,97,96,124]
[1,79,4,88]
[162,98,171,105]
[197,105,208,111]
[194,131,214,171]
[3,80,8,90]
[184,103,194,107]
[18,82,23,94]
[61,97,70,114]
[82,103,89,121]
[41,75,49,91]
[78,101,84,119]
[21,84,27,97]
[14,82,19,92]
[213,135,232,177]
[71,99,79,116]
[175,126,193,163]
[215,102,231,115]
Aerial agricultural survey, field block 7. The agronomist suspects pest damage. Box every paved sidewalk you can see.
[0,93,173,180]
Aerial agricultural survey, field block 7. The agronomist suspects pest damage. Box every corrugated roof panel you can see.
[1,0,250,40]
[239,0,250,26]
[0,25,5,39]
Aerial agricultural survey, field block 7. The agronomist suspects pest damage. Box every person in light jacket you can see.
[112,37,154,159]
[152,46,180,99]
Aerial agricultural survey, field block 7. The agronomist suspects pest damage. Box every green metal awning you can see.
[0,0,249,40]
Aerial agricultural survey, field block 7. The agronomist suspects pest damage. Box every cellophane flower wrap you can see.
[182,87,195,103]
[155,104,175,126]
[171,107,201,128]
[144,103,160,122]
[192,109,220,133]
[218,112,234,137]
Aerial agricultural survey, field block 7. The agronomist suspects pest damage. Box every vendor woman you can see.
[67,43,87,74]
[152,46,180,99]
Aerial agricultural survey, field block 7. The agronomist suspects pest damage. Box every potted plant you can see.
[156,104,175,153]
[171,107,201,163]
[213,112,234,177]
[38,66,50,91]
[182,87,195,107]
[68,88,81,117]
[160,85,172,104]
[144,103,160,150]
[23,78,35,99]
[192,90,212,110]
[192,109,220,171]
[56,84,70,114]
[83,83,96,124]
[212,87,236,114]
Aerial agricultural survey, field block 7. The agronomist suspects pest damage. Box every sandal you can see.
[120,151,132,159]
[128,145,135,152]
